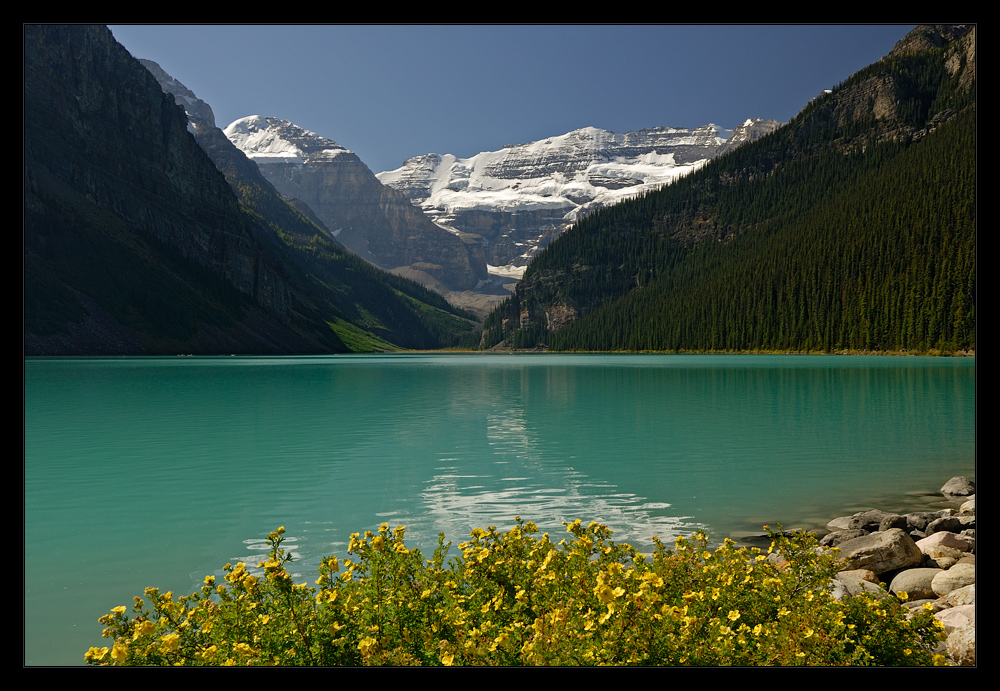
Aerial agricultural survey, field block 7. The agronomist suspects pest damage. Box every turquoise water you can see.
[24,354,975,665]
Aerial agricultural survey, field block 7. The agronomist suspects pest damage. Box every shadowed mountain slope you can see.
[24,25,475,354]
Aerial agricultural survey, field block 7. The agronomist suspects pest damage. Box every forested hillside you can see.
[482,25,975,354]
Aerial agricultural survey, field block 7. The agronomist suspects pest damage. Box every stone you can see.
[926,515,972,535]
[947,621,975,666]
[931,562,975,596]
[916,531,972,553]
[926,556,958,570]
[819,529,868,548]
[846,509,894,532]
[935,604,974,633]
[888,568,944,600]
[837,529,924,575]
[826,516,854,532]
[832,569,885,598]
[879,513,908,532]
[940,476,975,496]
[940,583,975,607]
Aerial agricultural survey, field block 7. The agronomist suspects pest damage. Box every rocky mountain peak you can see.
[888,24,973,57]
[224,115,488,292]
[224,116,353,163]
[137,58,217,131]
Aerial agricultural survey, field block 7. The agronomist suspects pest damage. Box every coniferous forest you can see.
[482,27,975,354]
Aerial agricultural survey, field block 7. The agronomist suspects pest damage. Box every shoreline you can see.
[740,475,976,665]
[728,484,972,547]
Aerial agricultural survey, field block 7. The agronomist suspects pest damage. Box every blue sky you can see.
[109,25,912,174]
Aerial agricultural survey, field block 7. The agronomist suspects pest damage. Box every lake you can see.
[24,354,975,665]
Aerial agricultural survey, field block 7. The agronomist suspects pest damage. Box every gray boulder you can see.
[940,583,975,607]
[819,529,869,548]
[888,567,944,600]
[940,476,975,496]
[847,509,894,532]
[838,528,924,575]
[931,562,976,597]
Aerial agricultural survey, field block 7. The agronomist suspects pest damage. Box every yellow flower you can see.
[159,632,181,654]
[595,584,625,605]
[110,641,128,663]
[84,646,109,663]
[358,636,377,654]
[132,620,155,640]
[727,610,740,622]
[111,605,127,615]
[441,651,455,666]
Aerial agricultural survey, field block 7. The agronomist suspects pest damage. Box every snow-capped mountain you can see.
[224,116,488,291]
[378,120,781,274]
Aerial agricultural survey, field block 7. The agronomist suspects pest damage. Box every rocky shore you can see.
[808,476,975,665]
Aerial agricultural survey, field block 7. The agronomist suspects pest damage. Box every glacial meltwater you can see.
[24,354,974,665]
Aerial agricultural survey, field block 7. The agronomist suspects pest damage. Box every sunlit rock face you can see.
[378,120,781,270]
[226,116,488,291]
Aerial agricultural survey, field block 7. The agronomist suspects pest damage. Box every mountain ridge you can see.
[377,119,782,273]
[482,24,975,354]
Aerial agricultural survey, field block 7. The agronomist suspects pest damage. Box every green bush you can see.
[86,521,947,666]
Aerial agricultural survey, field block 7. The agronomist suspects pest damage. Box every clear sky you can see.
[108,25,913,174]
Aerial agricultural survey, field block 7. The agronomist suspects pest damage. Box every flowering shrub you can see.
[86,522,945,666]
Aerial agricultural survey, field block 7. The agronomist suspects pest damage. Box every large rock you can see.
[935,604,975,633]
[916,531,973,553]
[940,476,975,496]
[833,569,886,599]
[947,621,975,666]
[931,562,975,596]
[926,515,974,535]
[846,509,894,532]
[940,583,975,607]
[837,528,924,575]
[905,511,952,532]
[887,568,944,600]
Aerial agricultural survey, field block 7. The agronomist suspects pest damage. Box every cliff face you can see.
[225,116,488,291]
[23,25,345,353]
[26,26,292,316]
[792,25,975,152]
